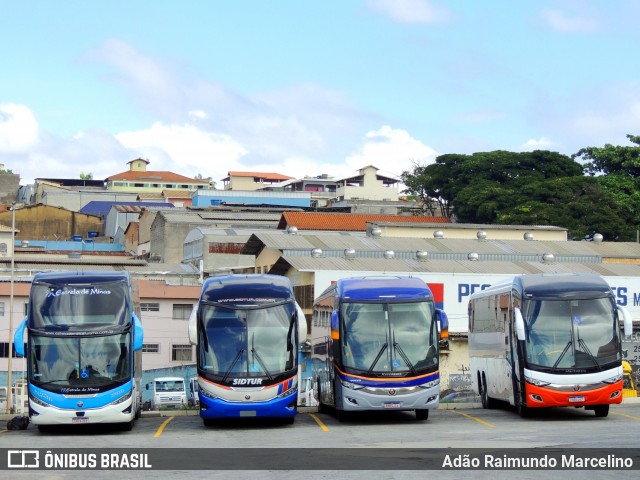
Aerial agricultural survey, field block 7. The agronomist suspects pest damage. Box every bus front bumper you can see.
[29,397,135,426]
[337,383,440,412]
[199,392,297,419]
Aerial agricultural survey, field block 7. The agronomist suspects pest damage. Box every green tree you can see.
[573,134,640,231]
[79,172,93,180]
[402,149,633,240]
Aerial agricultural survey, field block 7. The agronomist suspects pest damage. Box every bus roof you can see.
[32,270,131,285]
[335,276,433,302]
[470,273,613,300]
[518,273,612,298]
[199,274,294,306]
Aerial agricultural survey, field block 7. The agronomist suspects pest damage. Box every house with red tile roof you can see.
[106,158,211,194]
[222,171,294,191]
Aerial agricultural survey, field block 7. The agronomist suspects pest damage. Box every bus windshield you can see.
[29,281,129,329]
[341,300,437,373]
[199,303,296,378]
[523,297,620,370]
[29,333,131,392]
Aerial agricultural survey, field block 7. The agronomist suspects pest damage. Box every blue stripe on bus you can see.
[335,370,439,388]
[30,381,132,410]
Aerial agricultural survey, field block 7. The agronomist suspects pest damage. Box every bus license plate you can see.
[569,396,585,403]
[384,402,401,409]
[72,418,89,424]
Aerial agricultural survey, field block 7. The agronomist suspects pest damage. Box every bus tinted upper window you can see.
[29,281,129,328]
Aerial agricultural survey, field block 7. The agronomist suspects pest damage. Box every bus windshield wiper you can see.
[251,334,273,381]
[222,349,245,383]
[367,342,388,375]
[553,341,572,369]
[577,338,601,371]
[392,332,417,375]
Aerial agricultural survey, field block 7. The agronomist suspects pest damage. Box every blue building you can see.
[191,189,311,208]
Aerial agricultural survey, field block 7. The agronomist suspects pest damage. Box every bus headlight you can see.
[277,386,297,398]
[603,374,622,384]
[199,388,218,400]
[525,375,550,387]
[109,390,132,406]
[30,394,50,407]
[339,379,364,390]
[419,379,440,389]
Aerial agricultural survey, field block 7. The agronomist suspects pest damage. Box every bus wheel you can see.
[285,416,295,425]
[119,420,134,431]
[203,418,216,427]
[517,401,531,418]
[593,405,609,418]
[317,380,327,413]
[480,375,495,409]
[415,409,429,421]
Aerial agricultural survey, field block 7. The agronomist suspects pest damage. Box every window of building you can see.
[180,184,189,189]
[171,344,192,362]
[0,342,26,358]
[134,183,144,188]
[142,344,160,353]
[23,303,28,316]
[0,243,7,254]
[141,303,160,312]
[0,302,4,316]
[173,304,193,320]
[165,184,175,189]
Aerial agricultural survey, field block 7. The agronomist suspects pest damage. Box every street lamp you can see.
[6,201,15,414]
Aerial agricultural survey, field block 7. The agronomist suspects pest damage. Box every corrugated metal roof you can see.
[245,231,640,261]
[274,255,640,277]
[81,201,173,217]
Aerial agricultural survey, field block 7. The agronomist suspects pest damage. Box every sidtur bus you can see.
[13,271,144,431]
[312,276,449,420]
[188,274,307,425]
[468,273,633,418]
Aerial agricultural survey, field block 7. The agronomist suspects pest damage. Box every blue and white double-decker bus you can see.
[13,271,144,431]
[312,276,449,420]
[188,274,307,425]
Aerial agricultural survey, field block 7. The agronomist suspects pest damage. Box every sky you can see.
[1,0,640,186]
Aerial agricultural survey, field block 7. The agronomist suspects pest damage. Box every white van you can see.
[188,377,200,407]
[148,377,187,410]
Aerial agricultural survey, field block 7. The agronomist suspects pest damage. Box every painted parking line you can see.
[309,413,329,432]
[153,416,175,438]
[611,412,640,421]
[449,410,495,428]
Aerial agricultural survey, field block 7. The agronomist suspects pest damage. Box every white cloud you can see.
[540,9,598,33]
[520,137,554,150]
[366,0,451,24]
[116,122,248,182]
[0,103,40,153]
[345,126,438,178]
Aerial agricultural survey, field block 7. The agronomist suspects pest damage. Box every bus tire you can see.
[517,401,531,418]
[203,418,216,427]
[317,380,328,413]
[593,405,609,418]
[285,416,295,425]
[120,420,134,431]
[480,374,495,409]
[415,409,429,421]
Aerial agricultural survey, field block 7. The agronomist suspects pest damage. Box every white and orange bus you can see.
[468,273,633,418]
